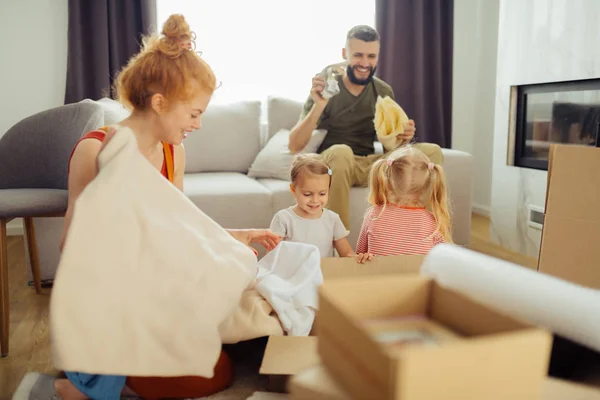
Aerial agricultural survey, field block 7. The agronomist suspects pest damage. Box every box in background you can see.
[538,145,600,289]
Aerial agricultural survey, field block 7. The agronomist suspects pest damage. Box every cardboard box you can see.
[317,275,552,400]
[320,255,424,279]
[258,255,425,391]
[289,365,600,400]
[259,336,320,392]
[538,145,600,289]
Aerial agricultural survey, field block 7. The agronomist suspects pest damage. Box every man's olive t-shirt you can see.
[299,76,394,156]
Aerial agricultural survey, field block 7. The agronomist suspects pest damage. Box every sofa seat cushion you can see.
[184,173,273,229]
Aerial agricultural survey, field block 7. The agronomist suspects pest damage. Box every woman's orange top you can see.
[68,127,175,182]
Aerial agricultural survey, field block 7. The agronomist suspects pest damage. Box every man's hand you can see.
[311,74,329,107]
[396,119,416,143]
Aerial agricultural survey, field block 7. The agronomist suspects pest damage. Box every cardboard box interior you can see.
[538,145,600,289]
[317,275,552,400]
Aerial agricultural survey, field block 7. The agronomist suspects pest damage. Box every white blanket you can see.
[256,242,323,336]
[50,127,257,377]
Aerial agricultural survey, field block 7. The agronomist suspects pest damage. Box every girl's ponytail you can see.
[367,158,391,219]
[428,164,453,243]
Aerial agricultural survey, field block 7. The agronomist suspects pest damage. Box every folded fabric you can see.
[51,126,257,377]
[255,242,323,336]
[219,289,285,343]
[374,95,410,152]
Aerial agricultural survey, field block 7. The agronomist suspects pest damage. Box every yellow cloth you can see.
[373,95,410,152]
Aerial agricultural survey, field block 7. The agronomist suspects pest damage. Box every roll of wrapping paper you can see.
[421,244,600,352]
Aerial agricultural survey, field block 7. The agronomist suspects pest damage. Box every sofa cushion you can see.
[267,97,303,140]
[93,98,131,125]
[184,101,261,174]
[248,129,327,181]
[184,172,273,229]
[257,179,294,214]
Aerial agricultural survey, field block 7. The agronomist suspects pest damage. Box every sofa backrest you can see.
[91,98,263,174]
[184,100,262,173]
[266,96,304,140]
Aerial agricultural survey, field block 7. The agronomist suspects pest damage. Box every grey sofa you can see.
[11,97,472,280]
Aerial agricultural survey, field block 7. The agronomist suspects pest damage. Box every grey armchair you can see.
[0,101,104,356]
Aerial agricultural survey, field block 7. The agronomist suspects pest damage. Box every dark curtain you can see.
[376,0,454,148]
[64,0,157,104]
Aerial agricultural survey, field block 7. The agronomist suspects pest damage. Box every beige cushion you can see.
[185,101,262,173]
[248,129,327,181]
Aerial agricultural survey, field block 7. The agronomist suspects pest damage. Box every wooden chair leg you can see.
[24,217,42,294]
[0,219,9,356]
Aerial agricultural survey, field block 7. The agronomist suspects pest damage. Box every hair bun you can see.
[158,14,196,57]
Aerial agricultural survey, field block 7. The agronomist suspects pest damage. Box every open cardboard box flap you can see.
[321,254,424,279]
[539,145,600,289]
[259,336,319,376]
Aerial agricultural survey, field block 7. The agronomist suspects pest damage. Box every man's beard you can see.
[346,65,377,85]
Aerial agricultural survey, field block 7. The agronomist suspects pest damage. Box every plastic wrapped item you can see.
[320,62,347,100]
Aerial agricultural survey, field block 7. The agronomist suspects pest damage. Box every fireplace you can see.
[508,78,600,170]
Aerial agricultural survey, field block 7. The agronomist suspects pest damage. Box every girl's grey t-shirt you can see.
[269,207,349,257]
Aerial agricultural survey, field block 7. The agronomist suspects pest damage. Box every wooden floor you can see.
[0,214,537,398]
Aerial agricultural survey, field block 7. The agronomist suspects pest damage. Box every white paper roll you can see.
[421,244,600,352]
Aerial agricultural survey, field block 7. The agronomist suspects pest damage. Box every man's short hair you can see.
[346,25,380,43]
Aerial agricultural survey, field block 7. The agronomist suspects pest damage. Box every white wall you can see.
[490,0,600,257]
[0,0,68,235]
[452,0,500,216]
[0,0,68,137]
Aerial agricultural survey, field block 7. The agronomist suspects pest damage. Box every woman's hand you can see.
[228,229,281,251]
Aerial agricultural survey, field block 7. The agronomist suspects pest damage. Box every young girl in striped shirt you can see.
[356,146,452,259]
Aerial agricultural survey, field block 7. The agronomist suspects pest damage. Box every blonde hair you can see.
[114,14,217,111]
[368,146,453,243]
[290,154,332,187]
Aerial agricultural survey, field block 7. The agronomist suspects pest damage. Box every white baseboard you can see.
[472,203,491,217]
[7,218,24,236]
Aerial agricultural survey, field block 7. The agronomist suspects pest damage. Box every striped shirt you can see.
[356,205,444,256]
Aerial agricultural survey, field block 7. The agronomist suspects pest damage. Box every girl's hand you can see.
[229,229,281,251]
[356,253,374,264]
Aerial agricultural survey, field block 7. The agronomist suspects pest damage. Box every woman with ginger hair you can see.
[28,14,280,400]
